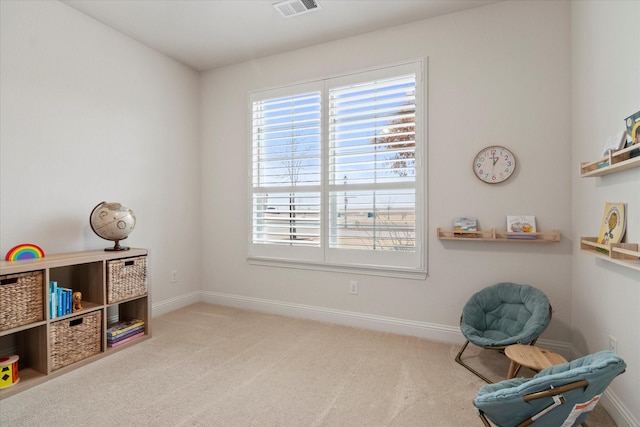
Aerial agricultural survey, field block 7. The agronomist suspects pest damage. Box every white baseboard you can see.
[602,389,640,427]
[200,290,463,344]
[155,291,637,427]
[151,291,201,317]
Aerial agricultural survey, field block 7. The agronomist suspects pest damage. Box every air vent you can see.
[273,0,321,18]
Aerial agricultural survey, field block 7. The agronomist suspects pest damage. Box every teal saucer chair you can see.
[455,282,552,383]
[474,350,626,427]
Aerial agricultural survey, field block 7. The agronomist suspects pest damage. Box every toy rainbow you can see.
[5,244,45,261]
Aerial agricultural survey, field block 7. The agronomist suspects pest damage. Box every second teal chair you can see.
[474,350,626,426]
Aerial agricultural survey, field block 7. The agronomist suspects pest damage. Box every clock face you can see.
[473,146,516,184]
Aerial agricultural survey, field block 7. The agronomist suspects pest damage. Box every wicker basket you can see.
[0,271,44,331]
[50,310,102,371]
[107,256,147,304]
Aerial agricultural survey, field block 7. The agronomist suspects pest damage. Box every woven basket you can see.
[107,256,147,304]
[50,310,102,371]
[0,271,44,331]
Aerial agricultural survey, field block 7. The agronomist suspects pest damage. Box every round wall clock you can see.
[473,145,516,184]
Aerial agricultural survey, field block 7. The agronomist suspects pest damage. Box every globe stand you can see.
[105,239,130,252]
[90,201,136,252]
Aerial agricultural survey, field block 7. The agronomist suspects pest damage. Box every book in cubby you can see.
[106,318,145,348]
[49,281,74,319]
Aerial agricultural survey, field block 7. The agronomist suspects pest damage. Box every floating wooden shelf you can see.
[580,238,640,271]
[580,145,640,177]
[437,228,560,243]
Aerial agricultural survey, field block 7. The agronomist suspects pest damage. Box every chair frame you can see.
[455,305,552,383]
[475,379,590,427]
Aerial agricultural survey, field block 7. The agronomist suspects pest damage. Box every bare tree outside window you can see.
[373,115,416,177]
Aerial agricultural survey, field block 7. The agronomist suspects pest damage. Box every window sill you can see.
[247,256,427,280]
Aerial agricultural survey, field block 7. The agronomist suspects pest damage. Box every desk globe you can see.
[90,201,136,251]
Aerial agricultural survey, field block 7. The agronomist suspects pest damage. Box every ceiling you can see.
[62,0,498,72]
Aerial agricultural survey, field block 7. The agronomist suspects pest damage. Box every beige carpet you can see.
[0,303,616,426]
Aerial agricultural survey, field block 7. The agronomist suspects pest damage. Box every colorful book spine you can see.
[56,287,63,317]
[50,283,75,318]
[64,288,72,315]
[50,281,58,319]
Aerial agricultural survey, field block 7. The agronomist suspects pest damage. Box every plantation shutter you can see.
[248,61,425,275]
[326,65,421,269]
[250,83,323,261]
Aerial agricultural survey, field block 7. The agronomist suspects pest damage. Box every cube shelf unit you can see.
[580,146,640,271]
[437,228,560,243]
[0,249,150,399]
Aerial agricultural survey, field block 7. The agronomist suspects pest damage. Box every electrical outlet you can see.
[349,280,358,295]
[609,335,617,353]
[170,270,178,283]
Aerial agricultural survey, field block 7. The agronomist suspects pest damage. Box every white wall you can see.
[2,0,637,424]
[0,1,202,308]
[572,2,640,425]
[201,1,573,343]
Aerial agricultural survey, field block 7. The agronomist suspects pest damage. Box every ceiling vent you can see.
[273,0,321,18]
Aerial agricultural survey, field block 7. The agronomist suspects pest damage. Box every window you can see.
[249,61,425,277]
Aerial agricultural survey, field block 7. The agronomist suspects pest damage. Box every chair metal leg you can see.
[455,340,493,384]
[477,410,492,427]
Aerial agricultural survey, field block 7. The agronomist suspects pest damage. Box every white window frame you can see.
[248,60,426,279]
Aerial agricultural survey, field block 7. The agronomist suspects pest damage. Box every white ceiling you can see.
[62,0,499,72]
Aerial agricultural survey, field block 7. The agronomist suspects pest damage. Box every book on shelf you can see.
[597,202,626,246]
[453,217,478,237]
[624,111,640,153]
[108,331,145,348]
[107,319,145,337]
[107,323,145,338]
[107,326,145,343]
[50,281,57,319]
[50,282,73,318]
[624,111,640,147]
[506,215,537,239]
[601,131,626,156]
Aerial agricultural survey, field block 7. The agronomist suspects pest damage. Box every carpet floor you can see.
[0,303,616,426]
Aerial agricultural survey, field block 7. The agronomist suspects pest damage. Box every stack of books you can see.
[106,319,145,347]
[49,281,73,318]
